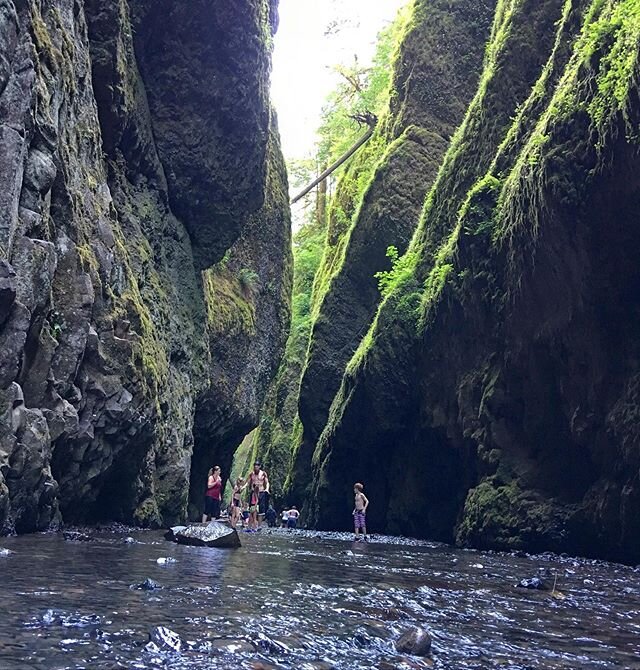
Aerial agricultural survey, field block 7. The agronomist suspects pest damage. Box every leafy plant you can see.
[374,245,419,297]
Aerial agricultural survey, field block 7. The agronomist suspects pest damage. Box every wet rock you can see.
[395,627,432,657]
[353,631,373,648]
[254,631,290,654]
[210,638,257,654]
[148,626,182,653]
[156,557,177,565]
[163,525,187,542]
[132,578,161,591]
[517,577,548,590]
[169,521,241,549]
[63,530,93,542]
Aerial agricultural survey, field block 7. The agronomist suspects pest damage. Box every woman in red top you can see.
[203,466,222,522]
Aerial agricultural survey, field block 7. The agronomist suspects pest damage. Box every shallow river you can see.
[0,527,639,669]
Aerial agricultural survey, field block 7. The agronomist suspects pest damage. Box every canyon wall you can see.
[305,0,640,563]
[247,0,640,564]
[0,0,290,532]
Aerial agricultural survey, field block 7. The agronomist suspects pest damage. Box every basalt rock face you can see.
[189,128,292,517]
[288,0,497,503]
[307,0,640,563]
[0,0,290,533]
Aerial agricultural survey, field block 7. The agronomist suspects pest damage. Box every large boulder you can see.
[166,521,241,548]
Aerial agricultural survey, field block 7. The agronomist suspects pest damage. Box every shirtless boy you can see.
[353,482,369,541]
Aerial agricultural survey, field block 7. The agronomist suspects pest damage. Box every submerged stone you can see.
[395,626,432,656]
[156,557,177,565]
[132,578,162,591]
[167,521,241,549]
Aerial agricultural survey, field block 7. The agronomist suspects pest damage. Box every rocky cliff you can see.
[250,0,497,505]
[303,0,640,563]
[0,0,291,533]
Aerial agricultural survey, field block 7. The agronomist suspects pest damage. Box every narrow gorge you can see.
[2,0,640,568]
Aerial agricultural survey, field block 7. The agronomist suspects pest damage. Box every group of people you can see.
[202,461,300,531]
[203,460,370,540]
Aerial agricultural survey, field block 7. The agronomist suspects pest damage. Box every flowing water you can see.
[0,527,639,669]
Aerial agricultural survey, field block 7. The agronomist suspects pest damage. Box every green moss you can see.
[224,430,258,500]
[133,496,162,528]
[111,235,170,396]
[456,479,569,551]
[583,0,640,135]
[250,219,325,497]
[30,3,61,73]
[203,266,257,336]
[75,243,99,274]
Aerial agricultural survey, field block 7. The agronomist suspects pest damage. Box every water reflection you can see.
[0,528,638,669]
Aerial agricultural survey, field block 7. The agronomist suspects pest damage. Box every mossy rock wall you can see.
[306,0,640,563]
[291,0,497,507]
[0,0,290,532]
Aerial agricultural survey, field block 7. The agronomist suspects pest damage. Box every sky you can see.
[271,0,407,165]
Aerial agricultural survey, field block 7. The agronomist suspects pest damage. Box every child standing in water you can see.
[230,477,246,527]
[241,503,250,528]
[247,483,260,531]
[353,482,369,541]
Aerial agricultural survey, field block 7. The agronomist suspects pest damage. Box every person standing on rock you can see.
[246,461,270,524]
[203,466,222,522]
[353,482,369,541]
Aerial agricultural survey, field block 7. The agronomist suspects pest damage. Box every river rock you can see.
[163,526,187,542]
[168,521,241,549]
[133,578,162,591]
[517,577,548,590]
[149,626,182,652]
[395,627,432,656]
[63,530,93,542]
